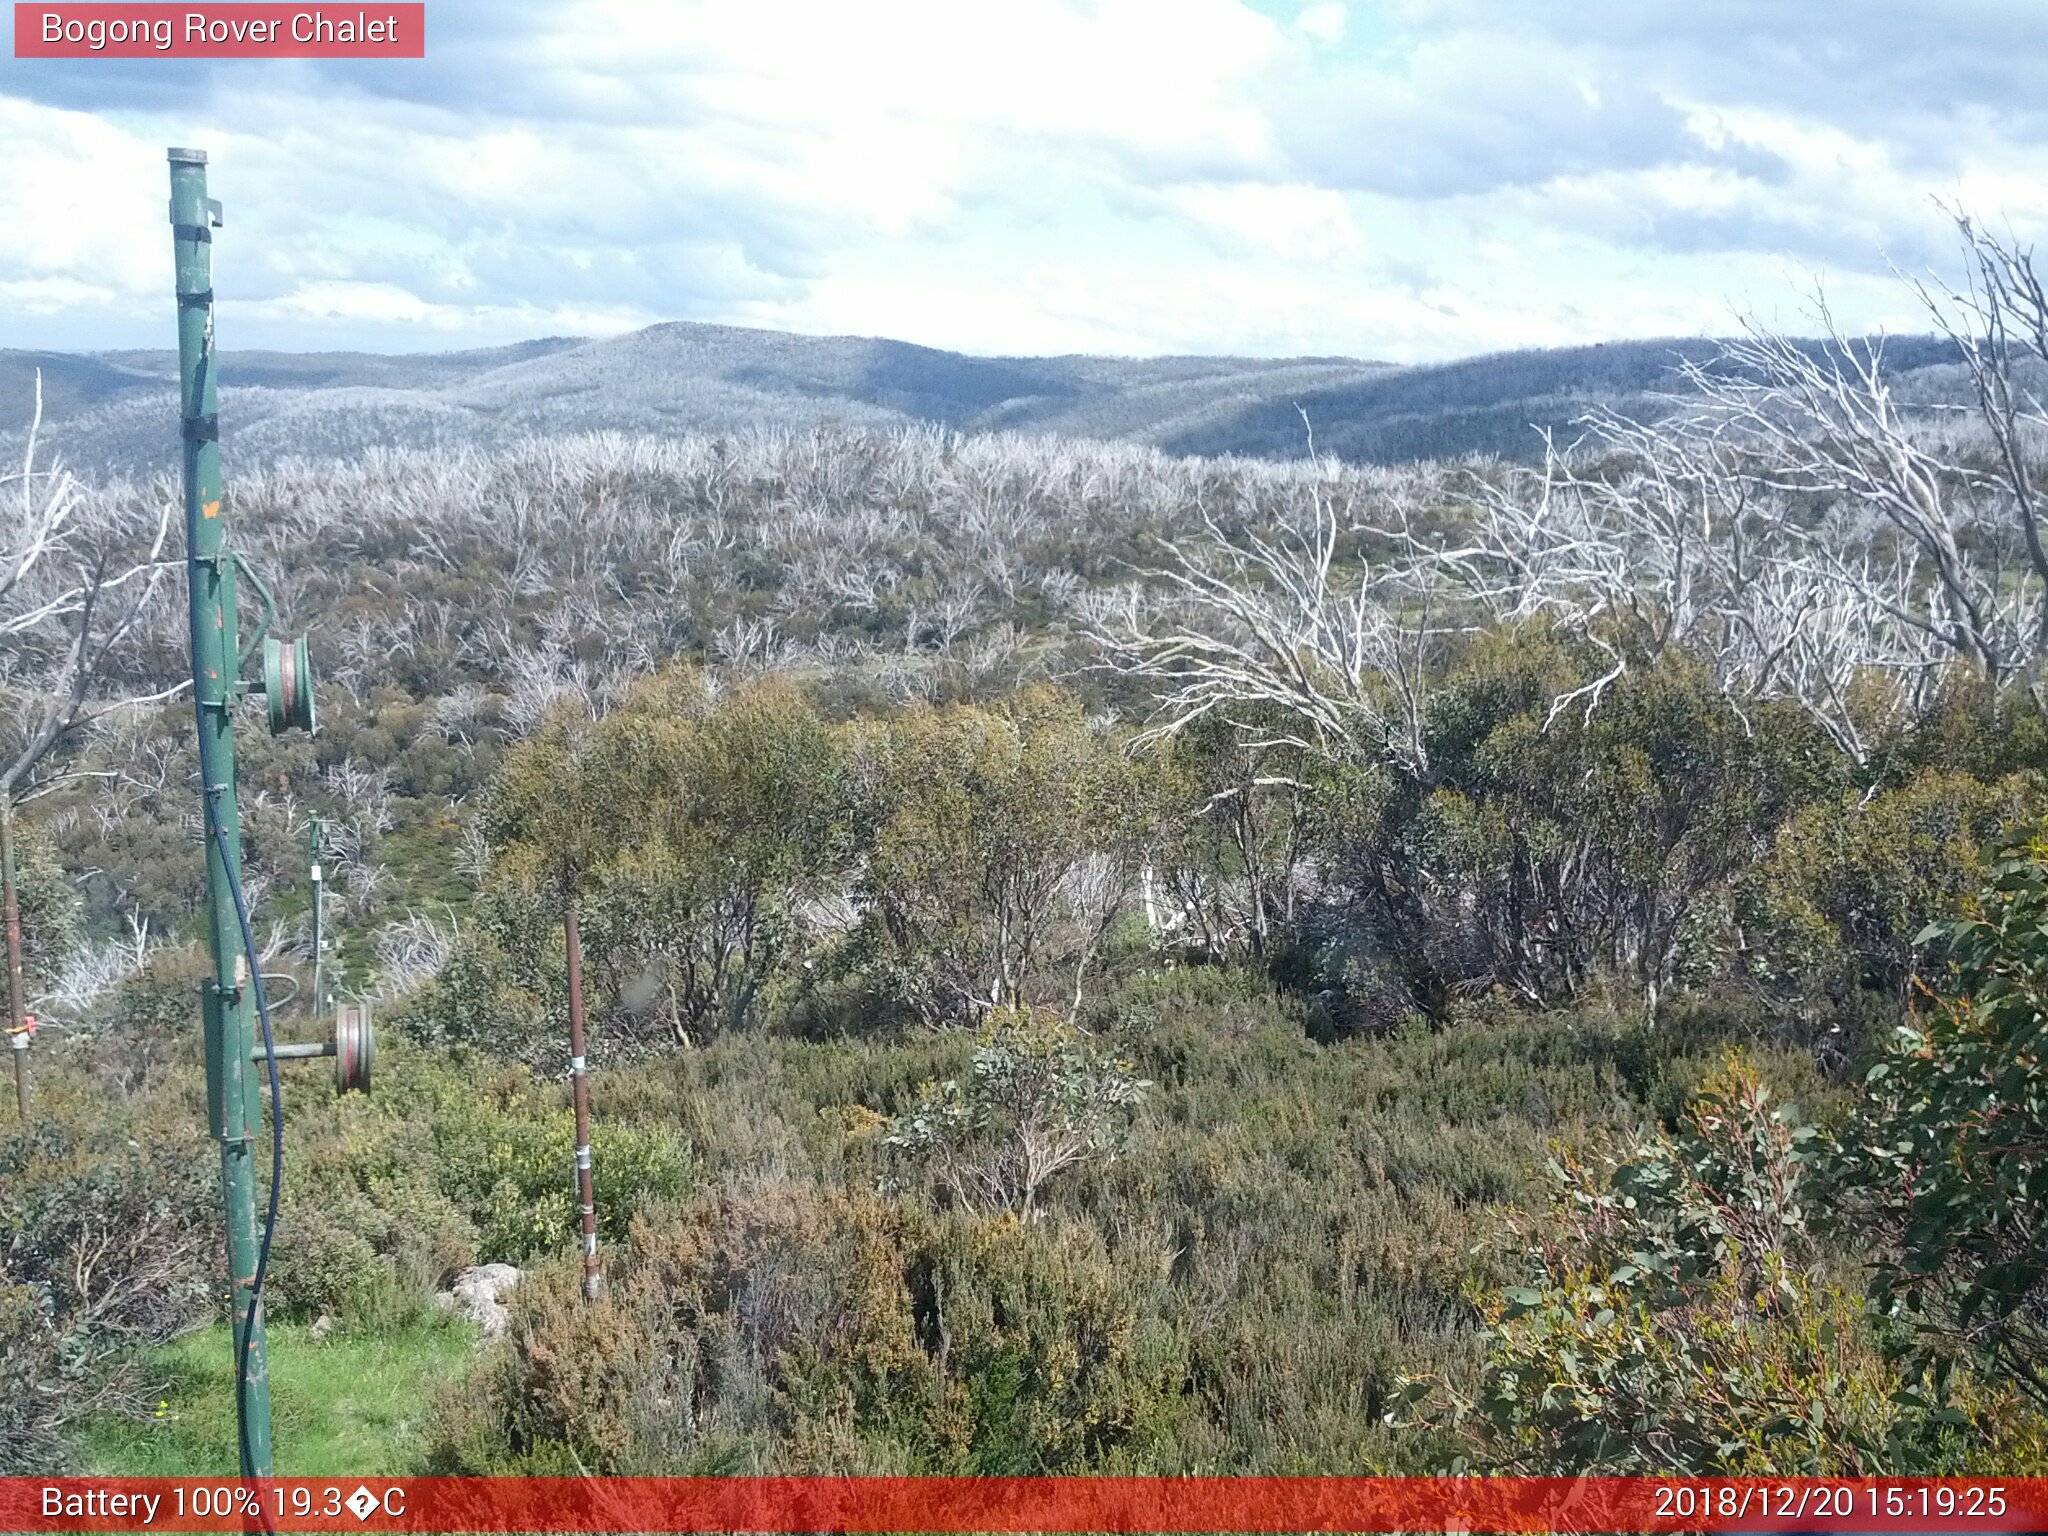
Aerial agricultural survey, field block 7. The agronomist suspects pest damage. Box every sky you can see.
[3,0,2045,361]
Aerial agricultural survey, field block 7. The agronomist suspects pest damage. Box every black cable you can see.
[205,784,283,1510]
[185,249,279,1515]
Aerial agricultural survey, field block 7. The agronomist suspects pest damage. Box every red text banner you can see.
[2,1477,2044,1534]
[14,5,424,58]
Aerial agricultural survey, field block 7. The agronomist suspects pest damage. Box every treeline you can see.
[20,425,1440,1010]
[404,646,2042,1068]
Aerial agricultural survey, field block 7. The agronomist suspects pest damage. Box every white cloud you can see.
[243,280,652,337]
[1157,182,1365,263]
[244,281,442,326]
[2,0,2045,359]
[1296,3,1347,44]
[0,276,123,313]
[0,97,165,300]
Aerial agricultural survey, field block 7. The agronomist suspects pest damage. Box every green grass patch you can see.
[78,1314,479,1476]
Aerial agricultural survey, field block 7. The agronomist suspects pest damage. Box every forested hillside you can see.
[0,323,1975,479]
[9,224,2048,1478]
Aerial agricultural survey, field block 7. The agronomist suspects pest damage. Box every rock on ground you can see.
[437,1262,521,1337]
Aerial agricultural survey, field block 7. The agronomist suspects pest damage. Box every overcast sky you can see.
[3,0,2042,360]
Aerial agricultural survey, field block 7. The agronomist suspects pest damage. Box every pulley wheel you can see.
[264,634,317,735]
[334,1002,373,1094]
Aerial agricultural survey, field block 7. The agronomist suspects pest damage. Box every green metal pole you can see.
[169,146,272,1478]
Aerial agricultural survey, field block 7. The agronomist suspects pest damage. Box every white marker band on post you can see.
[575,1146,591,1169]
[570,1055,586,1074]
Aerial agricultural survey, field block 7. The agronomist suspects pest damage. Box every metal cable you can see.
[205,785,283,1510]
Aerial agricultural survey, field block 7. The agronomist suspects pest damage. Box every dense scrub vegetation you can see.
[15,246,2048,1472]
[15,641,2048,1474]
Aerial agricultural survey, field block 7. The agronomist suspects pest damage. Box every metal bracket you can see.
[167,197,224,228]
[203,980,260,1143]
[231,548,276,673]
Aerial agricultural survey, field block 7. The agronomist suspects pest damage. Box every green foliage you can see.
[1147,713,1318,965]
[482,703,612,895]
[390,931,525,1055]
[1402,1060,2030,1473]
[271,1044,693,1319]
[884,1006,1148,1218]
[4,998,693,1467]
[853,685,1163,1024]
[423,971,1653,1475]
[33,401,2048,1487]
[5,810,86,983]
[78,1315,478,1476]
[1834,825,2048,1408]
[1310,637,1843,1014]
[472,672,855,1052]
[1734,769,2040,1025]
[0,1070,213,1470]
[913,1209,1191,1473]
[429,1183,1192,1475]
[24,420,2048,1481]
[452,663,2048,1052]
[582,672,851,1043]
[62,948,214,1095]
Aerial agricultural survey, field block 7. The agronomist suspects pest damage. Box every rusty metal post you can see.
[564,897,601,1301]
[2,792,29,1118]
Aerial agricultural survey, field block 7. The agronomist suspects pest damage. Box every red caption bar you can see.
[14,3,423,57]
[2,1478,2044,1534]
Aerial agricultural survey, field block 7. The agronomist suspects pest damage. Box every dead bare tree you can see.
[2,378,180,793]
[1,378,177,1112]
[372,908,459,998]
[1897,206,2048,709]
[1093,466,1439,783]
[1670,306,2029,698]
[1392,402,1942,762]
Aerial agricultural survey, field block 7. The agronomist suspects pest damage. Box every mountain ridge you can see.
[0,319,1969,478]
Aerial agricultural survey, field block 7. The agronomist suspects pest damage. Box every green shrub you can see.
[1400,1059,2034,1472]
[266,1043,692,1330]
[390,933,527,1056]
[266,1204,383,1324]
[68,948,215,1094]
[1734,768,2040,1030]
[429,1183,1191,1475]
[884,1007,1148,1219]
[478,673,855,1052]
[1310,639,1841,1013]
[0,1071,213,1469]
[850,686,1162,1024]
[6,812,87,983]
[1834,825,2048,1409]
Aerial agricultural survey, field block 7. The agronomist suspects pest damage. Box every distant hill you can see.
[0,322,1971,479]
